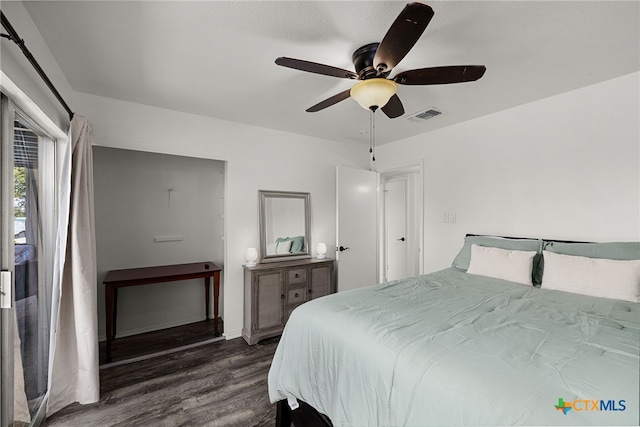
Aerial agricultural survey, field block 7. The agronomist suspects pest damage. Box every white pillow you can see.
[541,250,640,303]
[266,243,277,255]
[275,239,293,254]
[467,244,536,285]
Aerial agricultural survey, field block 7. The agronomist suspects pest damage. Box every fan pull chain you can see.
[369,109,373,156]
[372,109,376,162]
[369,109,376,162]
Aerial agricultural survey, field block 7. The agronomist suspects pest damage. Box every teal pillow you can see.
[290,236,305,253]
[452,235,544,285]
[275,236,306,253]
[544,241,640,260]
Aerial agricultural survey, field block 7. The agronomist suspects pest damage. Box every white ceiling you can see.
[22,1,640,145]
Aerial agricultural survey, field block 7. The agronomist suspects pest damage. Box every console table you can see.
[103,261,222,362]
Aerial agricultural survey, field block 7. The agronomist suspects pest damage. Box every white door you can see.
[336,166,378,292]
[385,179,407,281]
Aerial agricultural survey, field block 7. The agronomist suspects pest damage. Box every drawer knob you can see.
[295,273,299,278]
[308,289,312,293]
[281,294,285,299]
[294,292,299,298]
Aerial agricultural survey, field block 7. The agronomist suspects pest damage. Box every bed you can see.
[268,235,640,426]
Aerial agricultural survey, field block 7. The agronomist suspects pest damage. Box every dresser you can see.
[242,258,334,345]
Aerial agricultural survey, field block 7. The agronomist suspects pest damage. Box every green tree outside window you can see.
[15,166,26,218]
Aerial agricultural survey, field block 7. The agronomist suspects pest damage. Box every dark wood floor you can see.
[43,323,279,427]
[99,319,224,365]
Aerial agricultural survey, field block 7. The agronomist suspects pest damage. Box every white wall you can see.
[376,72,640,272]
[75,91,367,340]
[93,147,225,338]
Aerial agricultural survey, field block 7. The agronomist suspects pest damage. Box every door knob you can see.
[338,246,350,252]
[397,237,405,242]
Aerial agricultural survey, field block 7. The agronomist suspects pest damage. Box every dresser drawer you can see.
[286,286,307,305]
[287,268,306,285]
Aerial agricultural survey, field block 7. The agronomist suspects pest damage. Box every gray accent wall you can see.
[93,147,225,339]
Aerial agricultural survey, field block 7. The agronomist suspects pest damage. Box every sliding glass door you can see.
[1,93,58,426]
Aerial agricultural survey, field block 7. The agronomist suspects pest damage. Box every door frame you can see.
[379,161,424,281]
[1,92,17,427]
[1,74,67,426]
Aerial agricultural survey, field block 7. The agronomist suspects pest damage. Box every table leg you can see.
[105,285,115,363]
[204,276,211,321]
[113,288,118,339]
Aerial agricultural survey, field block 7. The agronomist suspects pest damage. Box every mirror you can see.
[259,190,311,263]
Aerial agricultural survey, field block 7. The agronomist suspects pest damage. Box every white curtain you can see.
[13,315,30,422]
[47,115,99,415]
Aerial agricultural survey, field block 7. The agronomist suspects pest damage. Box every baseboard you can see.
[99,335,225,369]
[223,328,242,340]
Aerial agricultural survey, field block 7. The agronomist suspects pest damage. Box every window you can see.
[14,111,57,417]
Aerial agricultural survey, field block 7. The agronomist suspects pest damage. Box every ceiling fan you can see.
[275,2,486,118]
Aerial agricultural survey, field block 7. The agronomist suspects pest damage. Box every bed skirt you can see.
[276,399,333,427]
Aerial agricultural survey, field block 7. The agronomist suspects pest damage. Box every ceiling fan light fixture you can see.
[350,78,397,111]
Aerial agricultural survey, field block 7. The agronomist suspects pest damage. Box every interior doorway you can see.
[92,147,226,365]
[380,164,422,282]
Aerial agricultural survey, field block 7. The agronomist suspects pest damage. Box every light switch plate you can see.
[443,212,457,223]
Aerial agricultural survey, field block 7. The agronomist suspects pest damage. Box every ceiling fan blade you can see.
[276,57,358,80]
[394,65,486,85]
[306,89,352,112]
[373,3,434,74]
[381,94,404,118]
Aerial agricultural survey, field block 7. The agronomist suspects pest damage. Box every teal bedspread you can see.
[268,268,640,426]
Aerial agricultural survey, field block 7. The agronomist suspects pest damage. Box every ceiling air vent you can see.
[406,107,443,122]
